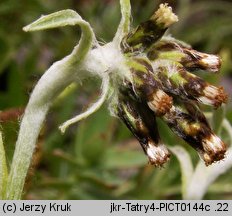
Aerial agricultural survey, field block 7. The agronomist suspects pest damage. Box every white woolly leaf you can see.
[23,9,83,32]
[7,10,95,199]
[212,105,225,134]
[186,148,232,200]
[169,146,193,199]
[59,76,110,133]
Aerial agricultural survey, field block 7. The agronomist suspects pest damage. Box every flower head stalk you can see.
[5,1,228,199]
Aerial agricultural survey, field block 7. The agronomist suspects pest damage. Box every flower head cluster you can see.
[58,3,227,167]
[114,4,227,166]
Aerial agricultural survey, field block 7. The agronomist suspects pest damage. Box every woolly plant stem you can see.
[114,0,131,43]
[5,10,94,199]
[0,131,8,199]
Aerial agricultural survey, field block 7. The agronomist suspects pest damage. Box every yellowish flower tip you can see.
[146,141,170,167]
[147,89,173,116]
[199,85,228,108]
[202,134,227,166]
[152,3,178,28]
[199,54,221,73]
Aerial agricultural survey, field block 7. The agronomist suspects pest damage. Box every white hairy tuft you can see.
[152,59,178,77]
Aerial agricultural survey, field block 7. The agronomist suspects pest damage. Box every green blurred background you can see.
[0,0,232,199]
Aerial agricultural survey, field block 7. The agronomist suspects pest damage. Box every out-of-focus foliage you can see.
[0,0,231,199]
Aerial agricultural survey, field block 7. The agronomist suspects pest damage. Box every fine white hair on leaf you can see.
[114,0,131,44]
[6,9,95,199]
[59,75,110,133]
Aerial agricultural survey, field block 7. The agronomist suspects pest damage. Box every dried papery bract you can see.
[116,97,170,166]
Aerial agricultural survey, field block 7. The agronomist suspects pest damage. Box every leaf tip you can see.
[58,125,66,134]
[22,25,29,32]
